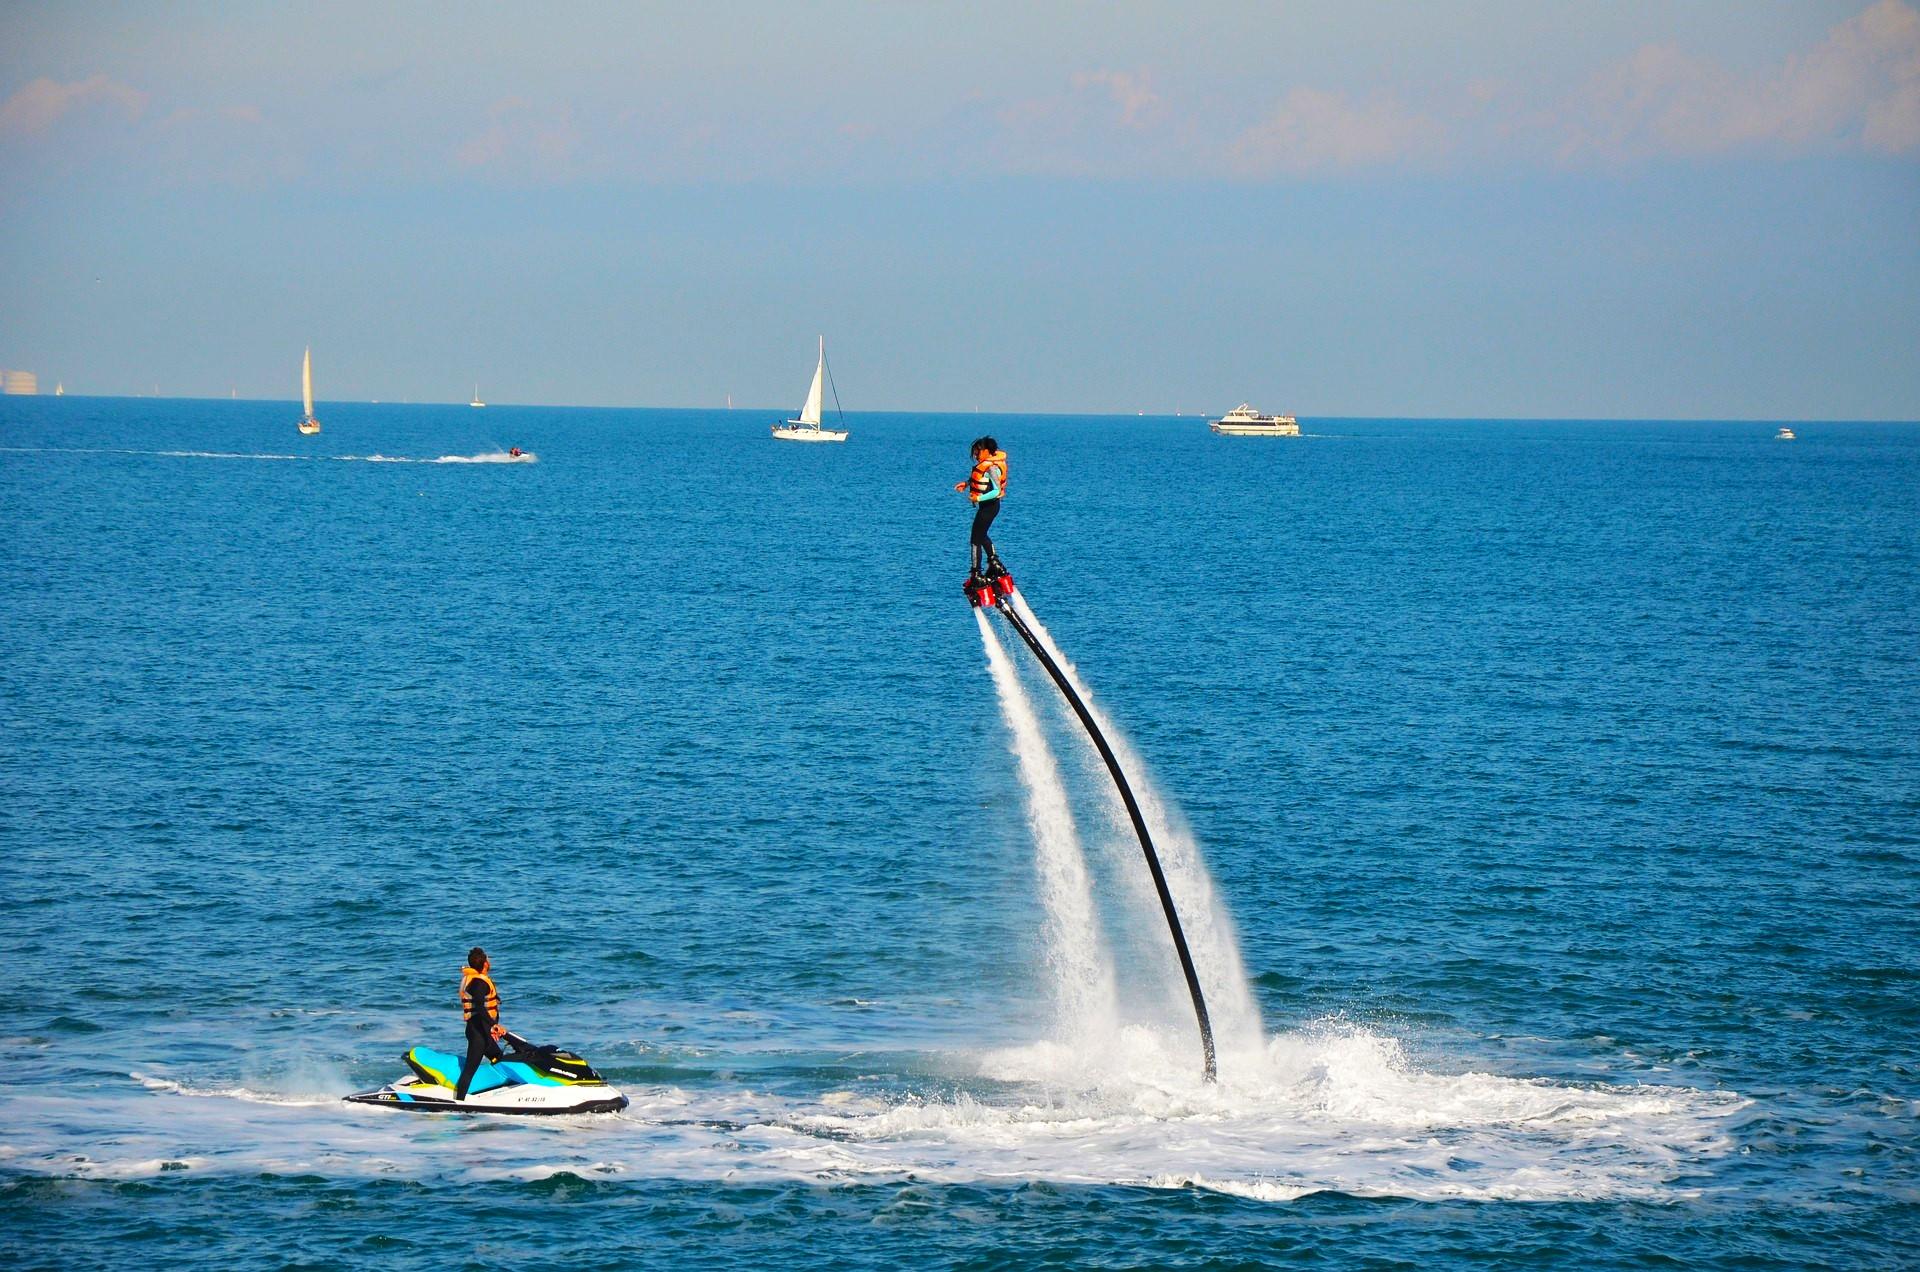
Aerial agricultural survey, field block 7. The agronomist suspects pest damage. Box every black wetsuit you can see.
[970,497,1001,552]
[454,976,504,1100]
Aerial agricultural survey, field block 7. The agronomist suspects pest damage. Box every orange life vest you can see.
[460,967,500,1023]
[968,451,1007,502]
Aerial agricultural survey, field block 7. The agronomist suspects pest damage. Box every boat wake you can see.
[0,1026,1744,1202]
[429,450,536,464]
[0,446,534,464]
[337,451,536,464]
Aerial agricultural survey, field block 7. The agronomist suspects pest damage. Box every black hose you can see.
[995,596,1218,1083]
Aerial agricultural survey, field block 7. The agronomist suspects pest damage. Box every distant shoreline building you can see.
[2,370,40,395]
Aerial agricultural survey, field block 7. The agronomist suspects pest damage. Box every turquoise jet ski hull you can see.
[345,1037,628,1115]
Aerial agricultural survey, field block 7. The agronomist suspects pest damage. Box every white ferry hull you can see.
[1211,420,1298,436]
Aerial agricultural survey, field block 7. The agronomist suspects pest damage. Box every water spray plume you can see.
[986,591,1218,1082]
[1007,592,1263,1053]
[974,611,1119,1043]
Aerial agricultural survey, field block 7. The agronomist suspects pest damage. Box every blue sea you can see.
[2,399,1916,1269]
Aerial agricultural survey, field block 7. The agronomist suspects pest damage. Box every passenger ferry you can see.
[1209,403,1299,436]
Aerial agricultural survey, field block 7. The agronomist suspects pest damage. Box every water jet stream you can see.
[987,591,1218,1082]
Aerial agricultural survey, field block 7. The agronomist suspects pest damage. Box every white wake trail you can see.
[1006,591,1264,1061]
[975,609,1119,1046]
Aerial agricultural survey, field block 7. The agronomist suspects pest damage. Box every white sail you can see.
[302,347,314,417]
[799,337,824,426]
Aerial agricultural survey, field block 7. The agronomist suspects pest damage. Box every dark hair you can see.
[971,435,998,455]
[468,947,487,970]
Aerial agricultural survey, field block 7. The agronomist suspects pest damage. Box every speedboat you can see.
[345,1031,628,1115]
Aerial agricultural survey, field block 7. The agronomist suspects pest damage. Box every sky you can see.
[1,1,1916,418]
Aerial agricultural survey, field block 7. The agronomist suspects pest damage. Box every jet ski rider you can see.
[454,947,506,1101]
[956,436,1007,578]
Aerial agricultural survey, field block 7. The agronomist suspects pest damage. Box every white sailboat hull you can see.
[772,424,848,442]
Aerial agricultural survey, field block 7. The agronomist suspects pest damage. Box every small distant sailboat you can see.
[55,382,64,396]
[771,337,849,443]
[298,347,321,434]
[470,384,486,408]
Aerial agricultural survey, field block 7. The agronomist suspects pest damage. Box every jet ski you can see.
[345,1031,627,1115]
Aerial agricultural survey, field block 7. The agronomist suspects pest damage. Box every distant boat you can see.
[470,384,486,408]
[1210,403,1299,437]
[298,347,321,434]
[1776,426,1796,440]
[55,382,64,396]
[771,337,849,443]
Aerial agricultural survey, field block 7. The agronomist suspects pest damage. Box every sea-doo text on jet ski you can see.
[345,1032,628,1115]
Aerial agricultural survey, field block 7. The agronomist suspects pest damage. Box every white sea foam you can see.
[432,450,536,464]
[154,449,306,461]
[1,444,533,465]
[0,1024,1744,1203]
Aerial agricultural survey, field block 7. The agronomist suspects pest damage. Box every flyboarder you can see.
[454,947,506,1101]
[956,436,1007,579]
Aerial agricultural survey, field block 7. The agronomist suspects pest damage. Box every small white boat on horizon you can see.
[1210,403,1298,436]
[772,337,849,443]
[470,384,486,408]
[298,347,321,434]
[1776,426,1796,440]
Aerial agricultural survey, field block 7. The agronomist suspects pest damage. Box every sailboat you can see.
[771,337,849,443]
[297,347,321,434]
[470,384,486,408]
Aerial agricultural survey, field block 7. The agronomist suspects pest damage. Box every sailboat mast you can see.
[302,347,313,418]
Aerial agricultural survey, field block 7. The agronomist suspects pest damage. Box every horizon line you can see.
[6,394,1917,426]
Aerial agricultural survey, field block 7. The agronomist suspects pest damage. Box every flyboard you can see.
[966,563,1219,1082]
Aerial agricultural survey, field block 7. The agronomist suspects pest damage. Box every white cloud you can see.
[456,97,581,175]
[0,74,147,138]
[1067,69,1164,130]
[1560,0,1920,160]
[1229,87,1448,176]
